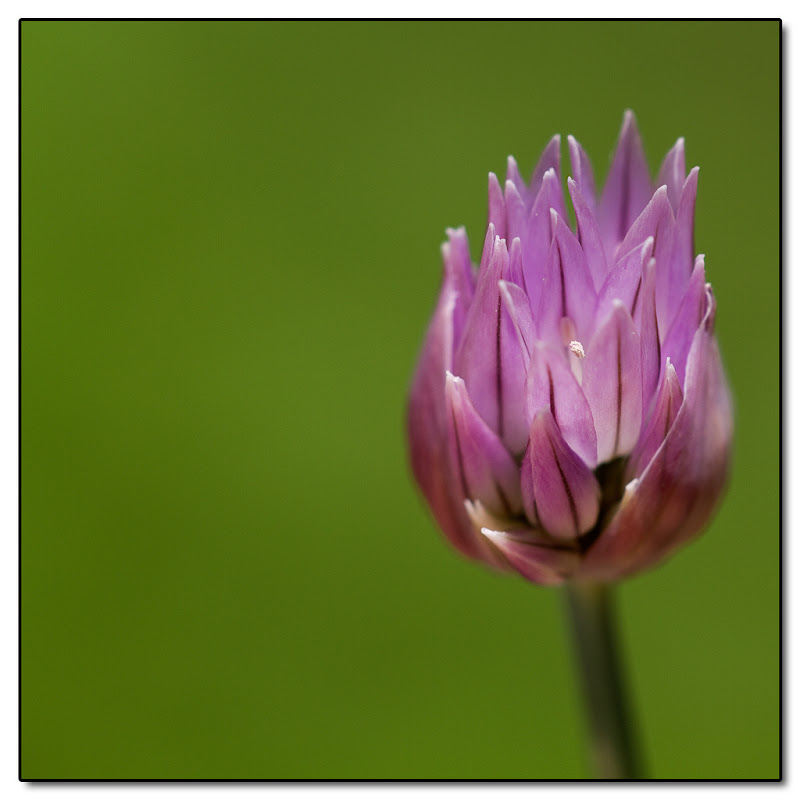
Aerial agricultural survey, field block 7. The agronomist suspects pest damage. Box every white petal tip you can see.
[611,298,628,312]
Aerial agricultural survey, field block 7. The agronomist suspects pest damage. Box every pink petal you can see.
[526,341,598,468]
[481,527,581,585]
[628,359,683,480]
[663,167,700,329]
[599,110,654,260]
[506,155,531,207]
[568,134,597,212]
[638,256,661,421]
[408,288,485,562]
[487,172,507,241]
[568,176,608,290]
[455,237,529,454]
[530,134,562,195]
[523,168,565,307]
[594,236,654,325]
[661,255,707,384]
[580,289,732,580]
[536,210,597,345]
[521,409,601,540]
[581,301,643,463]
[445,373,523,518]
[656,137,686,213]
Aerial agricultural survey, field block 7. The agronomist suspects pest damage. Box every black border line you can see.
[18,17,784,784]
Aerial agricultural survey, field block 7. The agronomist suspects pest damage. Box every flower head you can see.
[407,112,732,583]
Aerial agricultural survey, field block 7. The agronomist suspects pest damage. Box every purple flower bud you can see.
[407,112,733,583]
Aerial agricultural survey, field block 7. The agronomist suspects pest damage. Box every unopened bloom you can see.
[407,112,732,583]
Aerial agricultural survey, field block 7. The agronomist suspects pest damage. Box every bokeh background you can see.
[21,21,779,779]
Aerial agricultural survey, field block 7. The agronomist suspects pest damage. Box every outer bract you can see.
[407,111,732,584]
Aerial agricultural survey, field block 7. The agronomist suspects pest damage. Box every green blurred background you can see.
[21,21,779,779]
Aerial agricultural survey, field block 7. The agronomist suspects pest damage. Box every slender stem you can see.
[563,580,644,780]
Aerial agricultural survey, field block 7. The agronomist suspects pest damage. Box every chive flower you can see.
[408,112,732,583]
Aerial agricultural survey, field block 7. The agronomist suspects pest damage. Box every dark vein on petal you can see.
[550,436,580,537]
[556,239,566,319]
[630,277,642,318]
[547,364,556,425]
[515,300,531,355]
[664,391,673,442]
[655,300,661,364]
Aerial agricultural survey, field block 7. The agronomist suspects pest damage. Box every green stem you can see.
[563,581,644,780]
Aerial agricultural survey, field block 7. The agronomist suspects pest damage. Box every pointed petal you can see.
[568,176,607,290]
[616,185,675,271]
[582,301,643,463]
[499,279,535,358]
[506,155,531,207]
[504,179,528,253]
[656,137,686,213]
[408,288,455,499]
[487,172,507,241]
[595,236,653,324]
[580,292,732,580]
[507,237,526,290]
[536,210,597,344]
[638,256,661,420]
[661,255,706,384]
[443,226,475,310]
[628,359,683,480]
[478,222,497,276]
[599,110,654,258]
[445,373,523,518]
[526,341,598,467]
[568,134,597,211]
[664,167,700,328]
[523,168,565,306]
[455,238,529,454]
[521,409,601,541]
[613,185,679,332]
[530,134,562,194]
[408,288,485,562]
[673,167,698,274]
[407,233,484,563]
[480,527,581,585]
[409,230,475,455]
